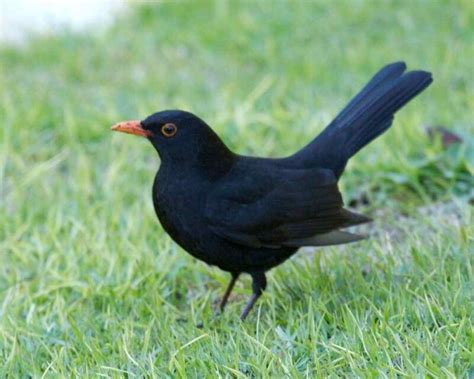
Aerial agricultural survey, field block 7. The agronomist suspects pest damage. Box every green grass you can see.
[1,0,473,377]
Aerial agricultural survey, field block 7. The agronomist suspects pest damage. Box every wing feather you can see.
[205,164,371,249]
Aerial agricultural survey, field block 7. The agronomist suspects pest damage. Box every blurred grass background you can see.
[0,0,473,376]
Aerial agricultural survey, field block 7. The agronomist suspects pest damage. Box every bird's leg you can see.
[240,272,267,321]
[219,272,240,312]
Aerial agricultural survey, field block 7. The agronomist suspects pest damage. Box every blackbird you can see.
[112,62,432,320]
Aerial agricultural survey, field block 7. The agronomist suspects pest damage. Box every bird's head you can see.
[111,110,234,171]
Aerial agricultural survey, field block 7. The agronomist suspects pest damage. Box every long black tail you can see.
[292,62,433,177]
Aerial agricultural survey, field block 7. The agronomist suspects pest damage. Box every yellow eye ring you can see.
[161,123,177,137]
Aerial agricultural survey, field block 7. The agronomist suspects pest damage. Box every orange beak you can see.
[111,120,152,137]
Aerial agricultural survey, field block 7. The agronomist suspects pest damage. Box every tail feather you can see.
[344,71,433,158]
[292,62,433,177]
[336,61,406,122]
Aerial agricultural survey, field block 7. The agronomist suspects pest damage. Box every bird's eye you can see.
[161,123,177,138]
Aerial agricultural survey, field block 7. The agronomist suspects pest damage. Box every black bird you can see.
[112,62,432,320]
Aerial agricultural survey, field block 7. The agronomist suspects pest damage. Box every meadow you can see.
[1,1,473,376]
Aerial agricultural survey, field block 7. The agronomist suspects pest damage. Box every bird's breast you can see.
[152,170,213,258]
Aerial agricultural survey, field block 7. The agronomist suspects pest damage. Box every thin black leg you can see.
[219,272,240,312]
[240,272,267,321]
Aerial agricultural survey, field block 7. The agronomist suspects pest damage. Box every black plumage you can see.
[112,62,432,319]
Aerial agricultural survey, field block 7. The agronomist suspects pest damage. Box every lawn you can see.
[1,0,473,377]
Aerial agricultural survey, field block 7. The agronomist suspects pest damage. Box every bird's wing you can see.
[204,165,370,248]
